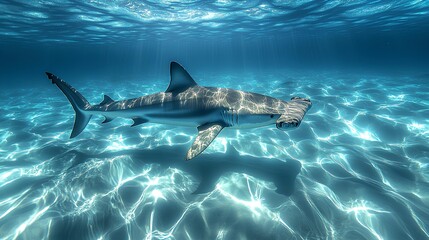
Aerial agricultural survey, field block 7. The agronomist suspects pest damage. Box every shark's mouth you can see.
[276,120,300,129]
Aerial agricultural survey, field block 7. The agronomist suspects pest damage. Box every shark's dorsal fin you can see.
[166,62,197,93]
[186,123,224,160]
[99,95,114,105]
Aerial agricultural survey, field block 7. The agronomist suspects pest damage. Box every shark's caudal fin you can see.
[45,72,92,138]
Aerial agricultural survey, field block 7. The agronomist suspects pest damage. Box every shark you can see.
[45,61,312,160]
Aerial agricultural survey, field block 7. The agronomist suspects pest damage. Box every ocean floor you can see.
[0,72,428,239]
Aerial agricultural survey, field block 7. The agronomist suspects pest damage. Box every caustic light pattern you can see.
[0,73,428,239]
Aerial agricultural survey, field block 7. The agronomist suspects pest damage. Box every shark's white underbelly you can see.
[146,109,222,127]
[91,104,277,129]
[91,104,224,127]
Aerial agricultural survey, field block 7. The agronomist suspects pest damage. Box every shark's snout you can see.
[276,96,311,131]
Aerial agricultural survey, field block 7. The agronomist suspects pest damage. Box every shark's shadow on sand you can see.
[69,145,302,196]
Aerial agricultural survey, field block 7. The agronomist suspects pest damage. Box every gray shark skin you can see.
[45,62,312,160]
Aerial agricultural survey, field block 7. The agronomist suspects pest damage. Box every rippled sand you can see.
[0,72,428,239]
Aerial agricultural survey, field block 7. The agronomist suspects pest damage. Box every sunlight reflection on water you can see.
[0,72,428,239]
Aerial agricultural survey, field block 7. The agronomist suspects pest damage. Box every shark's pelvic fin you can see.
[102,116,114,124]
[166,61,198,93]
[186,123,224,161]
[45,72,92,138]
[131,117,148,127]
[99,95,114,105]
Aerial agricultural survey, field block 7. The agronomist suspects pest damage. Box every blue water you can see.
[1,1,429,240]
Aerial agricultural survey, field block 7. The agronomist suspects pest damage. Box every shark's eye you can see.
[270,114,274,118]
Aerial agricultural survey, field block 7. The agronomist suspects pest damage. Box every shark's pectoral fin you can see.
[131,117,148,127]
[186,123,224,161]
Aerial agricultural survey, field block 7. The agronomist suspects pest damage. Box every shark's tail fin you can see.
[45,72,92,138]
